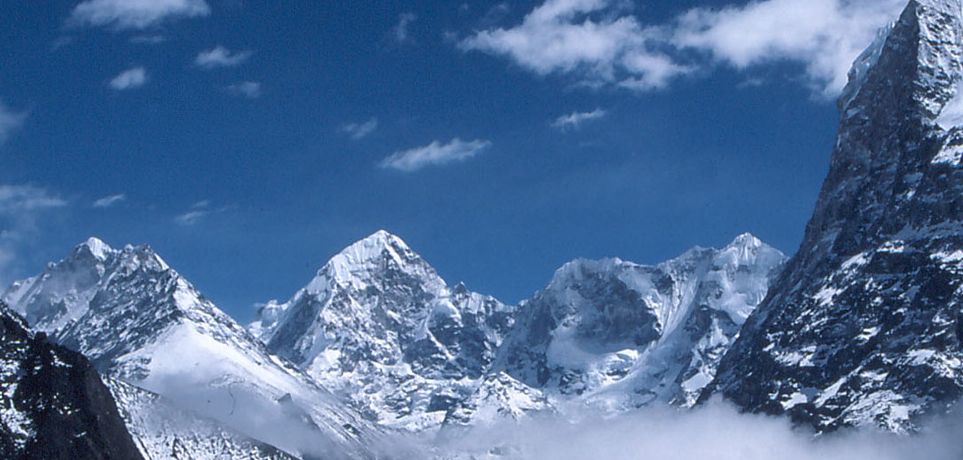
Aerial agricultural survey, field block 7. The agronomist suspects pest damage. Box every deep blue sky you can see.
[0,0,861,321]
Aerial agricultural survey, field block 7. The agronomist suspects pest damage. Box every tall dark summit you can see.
[707,0,963,433]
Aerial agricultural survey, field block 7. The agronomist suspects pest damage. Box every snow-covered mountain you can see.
[250,231,521,432]
[2,238,384,459]
[498,234,785,412]
[708,0,963,434]
[106,379,295,460]
[0,302,143,459]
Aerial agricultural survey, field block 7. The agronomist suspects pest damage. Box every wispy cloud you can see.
[340,118,379,140]
[175,200,210,226]
[174,200,230,226]
[109,67,148,91]
[195,46,253,69]
[380,138,491,172]
[551,109,607,131]
[69,0,211,30]
[0,185,67,284]
[130,35,167,45]
[461,0,904,97]
[392,13,418,44]
[92,194,126,208]
[224,81,262,99]
[0,101,27,146]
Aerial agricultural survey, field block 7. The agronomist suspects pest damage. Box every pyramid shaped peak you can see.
[840,0,963,116]
[336,230,414,263]
[727,232,764,249]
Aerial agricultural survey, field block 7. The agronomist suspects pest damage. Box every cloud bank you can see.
[462,0,907,97]
[434,402,963,460]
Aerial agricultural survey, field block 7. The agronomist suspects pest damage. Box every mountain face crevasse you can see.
[706,0,963,433]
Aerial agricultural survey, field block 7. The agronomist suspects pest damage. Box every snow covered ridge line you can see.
[246,229,785,432]
[0,237,390,459]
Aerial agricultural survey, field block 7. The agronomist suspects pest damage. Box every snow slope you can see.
[3,239,384,459]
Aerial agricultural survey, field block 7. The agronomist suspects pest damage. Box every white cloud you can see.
[225,81,262,99]
[69,0,211,30]
[0,185,67,214]
[551,108,606,131]
[461,0,905,97]
[340,118,379,140]
[174,210,207,226]
[174,200,229,225]
[195,46,253,69]
[393,13,418,43]
[380,138,491,172]
[673,0,906,97]
[460,0,689,91]
[0,101,27,146]
[92,194,126,208]
[109,67,148,91]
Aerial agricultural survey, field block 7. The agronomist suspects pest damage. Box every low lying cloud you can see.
[461,0,905,97]
[225,81,262,99]
[69,0,211,30]
[195,46,253,69]
[432,402,963,460]
[380,138,491,172]
[340,118,379,140]
[109,67,148,91]
[551,108,606,131]
[93,194,126,208]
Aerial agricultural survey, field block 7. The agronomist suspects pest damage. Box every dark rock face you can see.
[707,0,963,433]
[0,303,143,460]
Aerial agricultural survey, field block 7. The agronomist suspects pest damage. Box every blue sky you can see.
[0,0,907,321]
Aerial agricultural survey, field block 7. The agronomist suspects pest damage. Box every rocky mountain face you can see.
[251,231,519,432]
[0,302,143,460]
[2,239,383,459]
[497,234,786,412]
[707,0,963,434]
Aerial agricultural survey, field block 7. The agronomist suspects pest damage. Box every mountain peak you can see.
[727,232,763,249]
[74,236,115,261]
[307,230,432,293]
[840,0,963,118]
